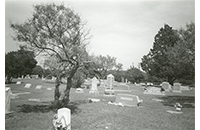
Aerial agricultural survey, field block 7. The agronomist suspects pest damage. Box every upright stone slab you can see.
[5,87,11,114]
[104,74,115,95]
[106,74,114,89]
[89,77,99,94]
[161,82,171,91]
[24,83,31,88]
[173,83,182,93]
[115,94,142,107]
[58,108,71,130]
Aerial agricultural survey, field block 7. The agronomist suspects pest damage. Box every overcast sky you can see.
[5,0,195,70]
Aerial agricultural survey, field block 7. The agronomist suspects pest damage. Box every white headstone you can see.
[106,74,114,89]
[5,87,11,114]
[24,83,31,88]
[16,81,21,84]
[36,85,42,89]
[89,77,99,94]
[57,108,71,130]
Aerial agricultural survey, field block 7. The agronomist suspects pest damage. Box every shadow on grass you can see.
[17,100,88,114]
[158,96,195,108]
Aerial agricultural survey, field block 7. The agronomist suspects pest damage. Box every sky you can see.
[5,0,195,70]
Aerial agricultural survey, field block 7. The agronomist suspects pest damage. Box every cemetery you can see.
[5,1,195,130]
[5,77,195,130]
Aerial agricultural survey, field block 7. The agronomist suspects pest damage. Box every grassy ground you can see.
[5,78,195,130]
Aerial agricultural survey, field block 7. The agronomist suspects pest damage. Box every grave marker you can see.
[172,83,182,93]
[143,87,165,95]
[89,77,99,95]
[104,74,115,95]
[24,83,31,88]
[76,88,84,93]
[180,86,190,91]
[5,87,11,114]
[16,81,21,84]
[106,74,114,89]
[57,108,71,130]
[36,85,42,89]
[115,94,143,107]
[161,82,171,91]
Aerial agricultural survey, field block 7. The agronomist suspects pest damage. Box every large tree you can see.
[10,3,91,107]
[5,47,37,83]
[141,24,180,85]
[141,23,195,85]
[166,22,195,82]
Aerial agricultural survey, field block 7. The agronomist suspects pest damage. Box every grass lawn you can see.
[5,79,195,130]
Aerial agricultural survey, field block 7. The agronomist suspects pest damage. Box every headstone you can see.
[161,82,171,91]
[172,83,182,93]
[89,77,99,95]
[25,74,30,79]
[104,88,115,96]
[115,94,143,107]
[143,87,165,95]
[28,98,40,102]
[180,86,190,91]
[57,108,71,130]
[125,79,128,84]
[47,88,53,91]
[104,74,115,95]
[24,83,31,88]
[5,87,11,114]
[106,74,114,89]
[36,85,42,89]
[16,81,21,84]
[76,88,84,93]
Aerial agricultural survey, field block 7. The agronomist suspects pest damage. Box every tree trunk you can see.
[61,77,72,107]
[167,76,176,86]
[5,74,12,84]
[54,76,61,109]
[61,64,79,107]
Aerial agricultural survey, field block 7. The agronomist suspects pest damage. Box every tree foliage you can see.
[126,66,145,83]
[10,3,91,107]
[31,65,44,78]
[5,48,37,83]
[141,23,195,85]
[90,55,117,79]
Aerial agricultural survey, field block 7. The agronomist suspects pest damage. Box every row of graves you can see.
[143,81,191,96]
[87,74,143,107]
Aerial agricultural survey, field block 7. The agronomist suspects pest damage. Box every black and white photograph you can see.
[5,0,195,129]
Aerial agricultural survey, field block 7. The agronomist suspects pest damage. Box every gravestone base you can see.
[143,91,165,95]
[89,90,99,95]
[172,90,182,93]
[104,89,115,95]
